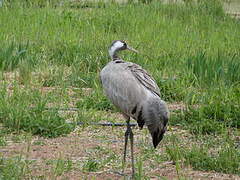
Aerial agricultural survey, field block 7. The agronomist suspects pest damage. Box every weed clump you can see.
[174,101,240,135]
[0,86,74,138]
[166,135,240,176]
[82,159,100,172]
[0,42,36,71]
[183,145,240,175]
[0,157,30,179]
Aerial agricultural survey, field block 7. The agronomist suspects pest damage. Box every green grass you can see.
[82,159,101,172]
[52,159,73,176]
[0,156,32,179]
[165,133,240,175]
[0,0,239,178]
[186,52,240,87]
[0,137,7,146]
[76,86,115,111]
[183,145,240,175]
[0,84,74,137]
[171,86,240,135]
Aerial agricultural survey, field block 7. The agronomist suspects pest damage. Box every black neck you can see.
[112,54,120,61]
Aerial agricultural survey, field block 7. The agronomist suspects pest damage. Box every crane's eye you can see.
[123,42,127,47]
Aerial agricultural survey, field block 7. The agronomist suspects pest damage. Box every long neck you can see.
[108,48,119,61]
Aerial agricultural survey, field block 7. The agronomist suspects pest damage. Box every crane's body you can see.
[100,40,169,176]
[101,61,153,118]
[101,60,168,142]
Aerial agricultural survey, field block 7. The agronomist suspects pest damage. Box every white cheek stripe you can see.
[109,41,124,58]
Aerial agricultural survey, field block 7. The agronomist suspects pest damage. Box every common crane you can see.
[100,40,169,176]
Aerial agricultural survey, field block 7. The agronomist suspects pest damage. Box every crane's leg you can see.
[122,117,135,177]
[129,121,135,176]
[122,117,130,173]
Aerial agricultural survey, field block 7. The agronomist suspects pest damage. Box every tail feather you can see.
[152,125,167,148]
[143,98,169,148]
[137,107,144,129]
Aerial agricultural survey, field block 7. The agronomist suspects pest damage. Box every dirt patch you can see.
[168,101,186,111]
[1,124,239,179]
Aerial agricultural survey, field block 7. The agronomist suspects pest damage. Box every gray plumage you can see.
[101,60,169,147]
[100,40,169,175]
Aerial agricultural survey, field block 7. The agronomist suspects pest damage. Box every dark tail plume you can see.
[143,98,169,148]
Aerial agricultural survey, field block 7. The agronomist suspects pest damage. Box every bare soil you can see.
[1,123,240,179]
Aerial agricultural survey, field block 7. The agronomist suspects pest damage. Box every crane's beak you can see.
[127,46,138,53]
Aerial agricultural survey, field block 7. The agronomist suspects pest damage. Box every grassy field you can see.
[0,0,240,179]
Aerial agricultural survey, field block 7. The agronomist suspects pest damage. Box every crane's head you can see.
[108,40,138,60]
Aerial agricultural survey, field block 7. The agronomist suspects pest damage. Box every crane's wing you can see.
[127,63,160,97]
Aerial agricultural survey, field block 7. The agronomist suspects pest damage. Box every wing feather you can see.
[127,63,160,97]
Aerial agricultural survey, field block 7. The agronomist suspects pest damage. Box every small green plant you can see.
[33,140,46,146]
[135,157,145,180]
[0,136,6,146]
[166,135,183,177]
[82,159,100,172]
[53,159,73,176]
